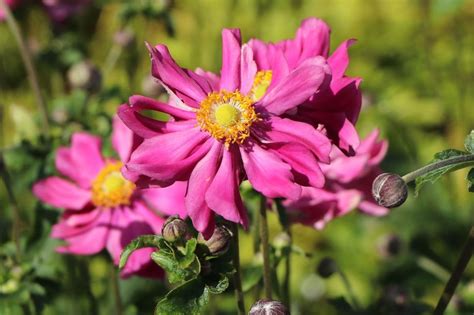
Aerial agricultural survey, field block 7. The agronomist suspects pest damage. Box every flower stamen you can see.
[91,162,135,207]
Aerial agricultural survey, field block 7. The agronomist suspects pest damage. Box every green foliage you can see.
[465,131,474,154]
[467,168,474,193]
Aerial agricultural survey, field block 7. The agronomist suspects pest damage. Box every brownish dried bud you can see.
[317,257,337,279]
[198,225,233,255]
[372,173,408,208]
[161,216,188,243]
[249,299,290,315]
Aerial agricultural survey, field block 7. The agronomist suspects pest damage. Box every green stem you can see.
[259,195,272,299]
[0,154,22,261]
[111,266,123,315]
[275,201,291,307]
[402,154,474,183]
[230,223,245,315]
[434,226,474,315]
[0,0,50,135]
[337,268,360,310]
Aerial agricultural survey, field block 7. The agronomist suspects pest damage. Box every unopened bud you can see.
[317,257,337,279]
[372,173,408,208]
[113,30,135,48]
[161,216,188,243]
[67,61,102,93]
[198,225,232,255]
[249,299,290,315]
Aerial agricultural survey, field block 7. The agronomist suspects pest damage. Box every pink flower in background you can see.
[42,0,91,22]
[33,116,187,278]
[0,0,20,21]
[284,130,389,229]
[248,17,362,155]
[119,27,333,236]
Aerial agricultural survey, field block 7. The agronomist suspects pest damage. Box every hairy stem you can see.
[259,196,272,299]
[231,223,246,315]
[0,0,50,134]
[402,154,474,183]
[0,154,22,261]
[434,226,474,315]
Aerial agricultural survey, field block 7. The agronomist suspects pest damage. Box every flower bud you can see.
[161,216,188,243]
[67,61,102,93]
[249,299,290,315]
[198,225,233,255]
[317,257,337,279]
[372,173,408,208]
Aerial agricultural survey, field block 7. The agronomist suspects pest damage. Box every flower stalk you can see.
[230,223,246,315]
[0,0,50,135]
[111,266,123,315]
[259,196,272,299]
[434,226,474,315]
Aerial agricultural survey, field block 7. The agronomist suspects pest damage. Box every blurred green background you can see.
[1,0,474,314]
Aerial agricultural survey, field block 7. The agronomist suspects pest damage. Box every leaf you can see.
[414,149,471,195]
[178,239,198,268]
[151,251,200,284]
[241,265,263,292]
[155,278,209,315]
[119,235,162,269]
[465,130,474,153]
[205,274,229,294]
[468,168,474,193]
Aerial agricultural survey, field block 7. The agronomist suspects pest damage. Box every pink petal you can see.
[139,182,188,218]
[220,28,242,91]
[55,147,87,187]
[112,115,134,162]
[240,44,257,95]
[185,141,222,234]
[205,147,248,227]
[357,129,388,166]
[70,132,105,187]
[194,68,220,91]
[240,142,301,200]
[358,200,389,216]
[33,177,91,210]
[120,247,163,279]
[130,201,165,234]
[328,39,356,79]
[63,208,102,226]
[129,95,196,120]
[258,57,329,115]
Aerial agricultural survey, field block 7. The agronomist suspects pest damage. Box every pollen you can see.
[196,90,258,147]
[91,161,135,207]
[249,70,272,101]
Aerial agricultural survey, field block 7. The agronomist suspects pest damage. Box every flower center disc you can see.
[196,90,258,147]
[91,162,135,207]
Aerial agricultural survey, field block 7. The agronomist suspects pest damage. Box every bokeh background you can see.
[1,0,474,314]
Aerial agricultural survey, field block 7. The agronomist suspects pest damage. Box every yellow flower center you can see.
[196,90,258,147]
[249,70,272,101]
[91,162,135,207]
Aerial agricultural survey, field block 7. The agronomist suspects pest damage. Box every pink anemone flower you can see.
[0,0,20,21]
[42,0,91,22]
[119,27,333,237]
[248,17,362,155]
[33,116,187,278]
[284,130,389,229]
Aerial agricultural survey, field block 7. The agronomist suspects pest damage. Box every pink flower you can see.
[33,116,187,278]
[0,0,20,21]
[284,130,389,229]
[119,28,333,236]
[42,0,90,22]
[248,18,362,155]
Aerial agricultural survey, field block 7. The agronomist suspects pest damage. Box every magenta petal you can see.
[56,210,111,255]
[359,200,389,216]
[70,133,105,186]
[33,177,91,210]
[240,143,301,199]
[258,57,329,115]
[112,115,134,162]
[240,44,257,95]
[139,182,188,218]
[55,147,89,188]
[131,201,165,234]
[205,148,248,227]
[185,141,222,233]
[129,95,196,120]
[194,68,220,91]
[220,28,242,91]
[148,43,209,105]
[328,39,356,79]
[357,129,388,166]
[265,116,332,163]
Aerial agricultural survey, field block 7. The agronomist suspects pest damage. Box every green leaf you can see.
[119,235,162,269]
[205,274,229,294]
[155,278,209,315]
[241,265,263,292]
[151,251,200,284]
[468,168,474,193]
[178,239,198,268]
[414,149,471,195]
[465,130,474,153]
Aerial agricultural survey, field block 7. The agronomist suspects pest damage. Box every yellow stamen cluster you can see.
[196,90,258,147]
[249,70,272,101]
[91,161,135,207]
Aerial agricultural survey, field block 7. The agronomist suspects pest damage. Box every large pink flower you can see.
[248,18,362,155]
[0,0,20,21]
[119,27,333,236]
[42,0,91,22]
[284,130,389,229]
[33,116,187,278]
